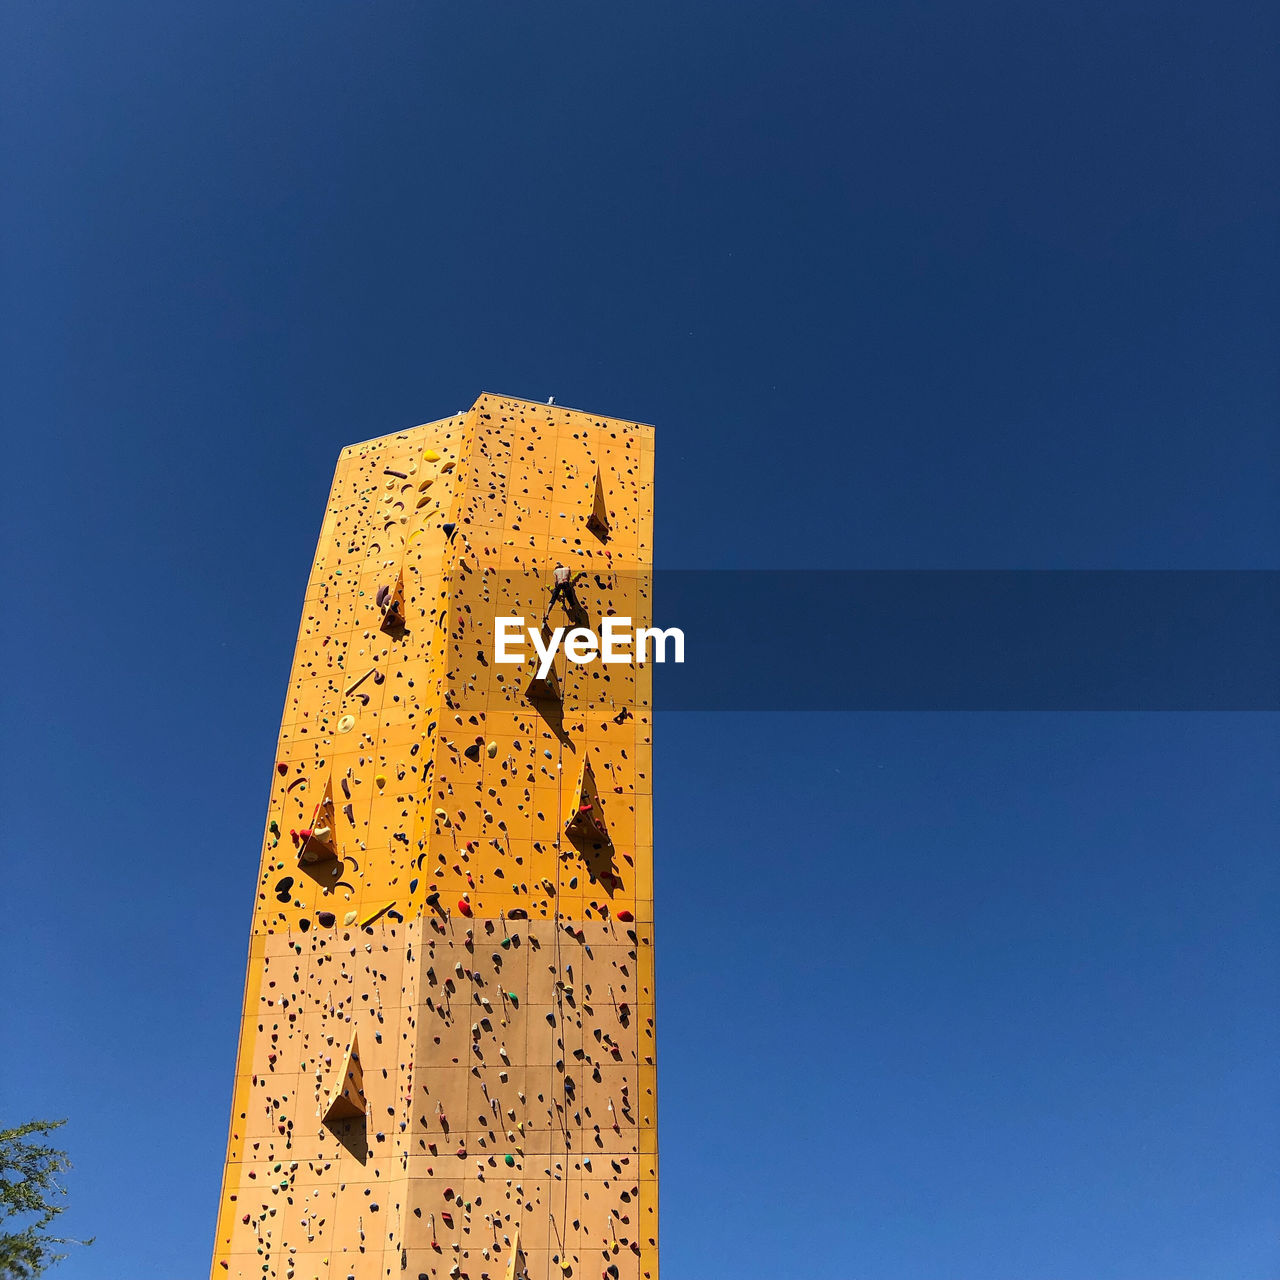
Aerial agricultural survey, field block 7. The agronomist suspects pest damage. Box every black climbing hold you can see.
[317,911,336,928]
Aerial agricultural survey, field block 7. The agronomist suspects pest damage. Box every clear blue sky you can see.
[2,3,1277,1278]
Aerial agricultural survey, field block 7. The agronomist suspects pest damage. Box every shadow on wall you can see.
[325,1115,368,1165]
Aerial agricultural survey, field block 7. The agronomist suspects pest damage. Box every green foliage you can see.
[0,1121,91,1279]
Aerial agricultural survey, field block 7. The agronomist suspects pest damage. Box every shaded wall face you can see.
[212,396,657,1280]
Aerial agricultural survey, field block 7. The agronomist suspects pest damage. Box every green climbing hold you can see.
[507,992,519,1007]
[504,1154,515,1167]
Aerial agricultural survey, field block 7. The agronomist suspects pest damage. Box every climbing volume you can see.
[211,394,657,1280]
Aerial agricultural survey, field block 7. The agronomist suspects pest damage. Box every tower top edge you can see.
[338,396,654,457]
[473,391,655,432]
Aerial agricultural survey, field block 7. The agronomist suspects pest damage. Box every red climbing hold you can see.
[457,897,473,917]
[615,909,635,923]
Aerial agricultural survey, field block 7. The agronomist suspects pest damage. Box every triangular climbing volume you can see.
[378,569,406,633]
[565,756,609,844]
[504,1227,528,1280]
[298,777,338,863]
[321,1032,366,1123]
[524,624,563,703]
[586,465,610,539]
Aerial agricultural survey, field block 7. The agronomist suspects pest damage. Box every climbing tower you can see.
[211,394,657,1280]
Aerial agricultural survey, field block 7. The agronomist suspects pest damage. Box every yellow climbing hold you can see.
[486,741,498,758]
[337,715,355,734]
[375,773,387,788]
[359,901,395,927]
[423,449,440,462]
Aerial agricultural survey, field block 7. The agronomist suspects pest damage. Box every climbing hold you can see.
[504,1153,515,1167]
[276,762,288,775]
[317,911,336,927]
[337,715,355,734]
[424,449,441,462]
[615,909,635,923]
[458,897,473,917]
[442,522,457,541]
[375,773,387,788]
[486,740,497,758]
[463,742,481,763]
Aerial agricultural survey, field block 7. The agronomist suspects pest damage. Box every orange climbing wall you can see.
[211,394,657,1280]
